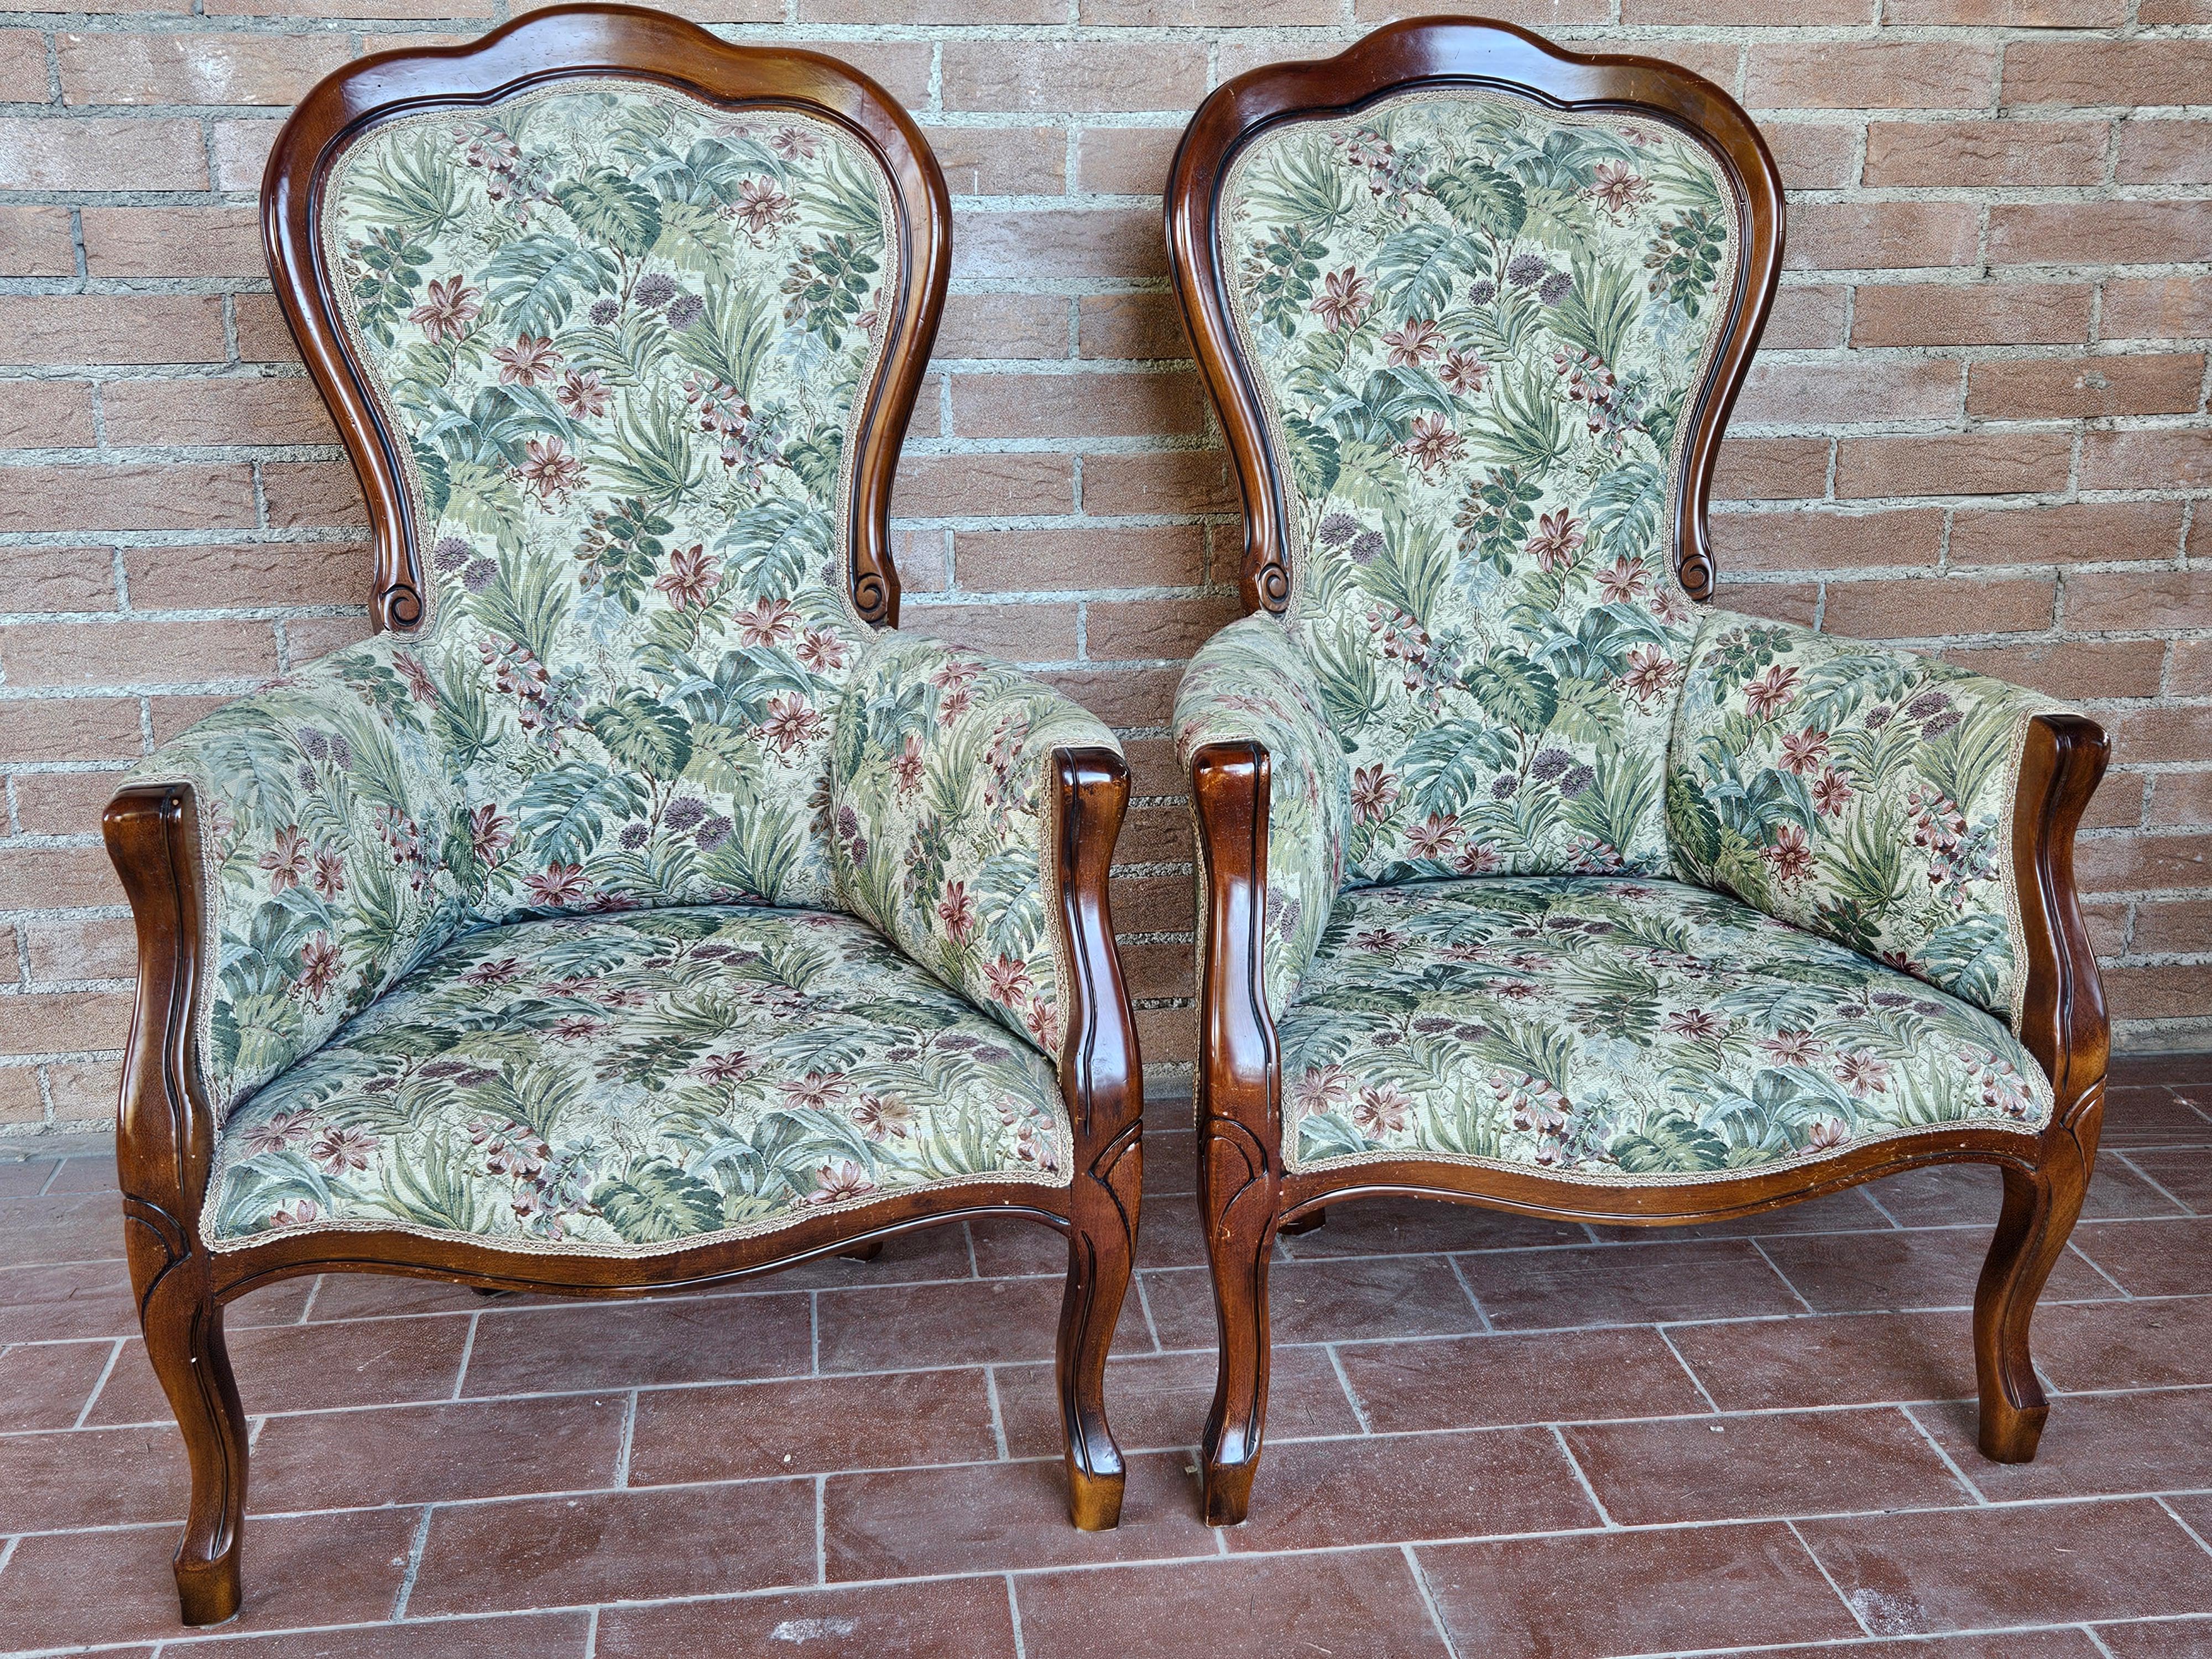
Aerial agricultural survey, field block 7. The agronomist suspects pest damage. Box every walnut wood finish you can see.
[104,10,1136,1626]
[1172,18,2109,1525]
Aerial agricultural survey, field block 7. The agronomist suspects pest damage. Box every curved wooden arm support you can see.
[1166,15,1782,611]
[1190,740,1287,1525]
[1051,745,1143,1530]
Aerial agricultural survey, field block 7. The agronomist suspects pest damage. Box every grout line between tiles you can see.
[1549,1424,1616,1530]
[1400,1540,1464,1659]
[1784,1516,1872,1640]
[1897,1401,1989,1507]
[1004,1572,1027,1659]
[387,1505,435,1623]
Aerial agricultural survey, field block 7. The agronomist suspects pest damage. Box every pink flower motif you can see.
[1622,645,1681,706]
[295,930,343,1003]
[771,125,820,160]
[1407,811,1459,860]
[797,627,850,674]
[310,847,347,900]
[1759,1029,1826,1066]
[1812,769,1854,816]
[692,1050,756,1086]
[1804,1116,1850,1151]
[493,333,561,387]
[1743,664,1802,722]
[1667,1006,1725,1041]
[784,1072,851,1112]
[1438,348,1489,397]
[1352,1083,1413,1138]
[1310,267,1373,332]
[312,1124,375,1175]
[654,542,721,609]
[1350,764,1399,826]
[852,1093,914,1142]
[937,880,977,942]
[984,954,1033,1007]
[807,1159,876,1205]
[734,596,797,648]
[408,275,479,343]
[467,802,513,863]
[462,956,523,989]
[260,825,310,894]
[1778,727,1830,776]
[761,692,825,753]
[1834,1050,1893,1098]
[1589,160,1652,216]
[518,435,584,503]
[241,1108,315,1158]
[526,862,590,906]
[1766,821,1814,884]
[1403,413,1462,474]
[555,369,612,418]
[1597,556,1647,604]
[1382,316,1444,368]
[729,176,795,237]
[891,733,926,796]
[1525,509,1585,574]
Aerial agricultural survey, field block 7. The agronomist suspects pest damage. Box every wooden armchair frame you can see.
[104,8,1142,1626]
[1167,17,2110,1526]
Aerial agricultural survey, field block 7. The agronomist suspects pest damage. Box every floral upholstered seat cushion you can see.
[206,905,1070,1250]
[1279,876,2051,1180]
[1217,88,1734,885]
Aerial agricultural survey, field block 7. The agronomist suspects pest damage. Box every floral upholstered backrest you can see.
[1218,87,1741,885]
[325,81,896,920]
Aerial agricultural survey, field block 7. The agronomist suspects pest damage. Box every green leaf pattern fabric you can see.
[832,634,1119,1056]
[1218,89,1735,884]
[1280,877,2052,1178]
[205,906,1070,1250]
[1668,615,2062,1025]
[1174,613,1349,1021]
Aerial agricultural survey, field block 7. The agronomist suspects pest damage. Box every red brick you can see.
[1833,431,2073,499]
[211,116,280,191]
[1761,122,1860,191]
[957,524,1207,591]
[923,125,1065,196]
[1787,203,1980,271]
[263,460,370,528]
[0,547,116,612]
[2111,707,2212,763]
[0,989,132,1056]
[893,454,1072,518]
[1948,639,2167,700]
[2148,772,2212,829]
[101,377,340,447]
[1864,118,2107,187]
[12,772,126,838]
[0,206,75,277]
[0,382,95,451]
[1736,356,1961,425]
[952,371,1208,440]
[1713,436,1829,500]
[0,700,144,764]
[2081,429,2212,492]
[1851,281,2091,347]
[903,601,1078,664]
[0,296,226,366]
[1950,500,2188,566]
[1762,285,1848,350]
[2103,277,2212,342]
[937,293,1070,361]
[1349,0,1611,23]
[23,915,134,984]
[1747,43,1998,111]
[56,30,353,105]
[2167,640,2212,695]
[1988,201,2212,267]
[1080,449,1240,517]
[2083,831,2212,892]
[942,41,1207,113]
[1078,294,1191,362]
[954,207,1164,279]
[1719,581,1822,628]
[233,292,300,364]
[286,616,375,664]
[1076,126,1182,196]
[2070,568,2212,633]
[1086,594,1241,661]
[1624,0,1863,19]
[0,465,258,533]
[0,117,209,190]
[1824,576,2056,640]
[1967,354,2206,420]
[124,540,363,610]
[0,620,280,690]
[1710,508,1944,573]
[79,206,262,278]
[2116,118,2212,185]
[2004,39,2212,108]
[2132,895,2212,952]
[1889,0,2124,17]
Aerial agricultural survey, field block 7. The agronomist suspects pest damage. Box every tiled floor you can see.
[4,1058,2211,1658]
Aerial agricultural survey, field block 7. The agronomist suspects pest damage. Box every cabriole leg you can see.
[1198,1118,1279,1526]
[139,1257,248,1624]
[1057,1124,1139,1530]
[1973,1132,2092,1463]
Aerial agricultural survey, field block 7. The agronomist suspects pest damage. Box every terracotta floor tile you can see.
[968,1214,1072,1278]
[462,1291,813,1395]
[1222,1425,1597,1551]
[2072,1218,2212,1298]
[1797,1497,2212,1632]
[91,1314,472,1425]
[1592,1185,1895,1244]
[1761,1227,2112,1313]
[0,1192,128,1266]
[1453,1238,1804,1328]
[1279,1194,1588,1256]
[0,1421,187,1532]
[42,1156,122,1193]
[0,1337,116,1430]
[406,1479,818,1615]
[597,1579,1020,1658]
[0,1157,58,1197]
[2100,1090,2212,1149]
[158,1610,594,1657]
[1715,1635,2101,1658]
[1141,1255,1485,1350]
[0,1507,419,1648]
[1917,1387,2212,1501]
[305,1274,494,1321]
[1562,1406,1971,1525]
[2123,1146,2212,1214]
[993,1343,1360,1458]
[768,1218,983,1289]
[0,1259,141,1343]
[252,1393,627,1511]
[1337,1325,1710,1432]
[821,1452,1214,1579]
[1865,1160,2176,1228]
[1666,1310,1980,1411]
[627,1367,998,1484]
[1417,1521,1861,1657]
[1015,1550,1452,1659]
[2035,1295,2212,1391]
[2111,1057,2211,1088]
[2098,1619,2212,1658]
[815,1274,1147,1373]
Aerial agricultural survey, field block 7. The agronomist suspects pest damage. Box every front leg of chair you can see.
[1052,746,1141,1531]
[1190,742,1284,1526]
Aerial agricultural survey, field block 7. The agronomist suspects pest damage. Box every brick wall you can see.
[1,0,2208,1133]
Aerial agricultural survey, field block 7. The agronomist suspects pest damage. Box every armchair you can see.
[1168,19,2108,1525]
[105,8,1141,1626]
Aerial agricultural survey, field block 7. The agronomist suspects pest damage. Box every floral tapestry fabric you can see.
[1669,613,2063,1025]
[1279,876,2052,1180]
[1174,613,1350,1022]
[206,905,1071,1251]
[1218,88,1735,886]
[832,633,1119,1058]
[133,82,908,1119]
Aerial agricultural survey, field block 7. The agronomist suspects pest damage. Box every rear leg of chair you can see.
[1973,1137,2090,1463]
[1057,1131,1138,1531]
[1199,1120,1279,1526]
[140,1261,248,1625]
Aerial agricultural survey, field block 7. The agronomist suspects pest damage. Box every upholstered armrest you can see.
[107,635,467,1126]
[831,633,1121,1059]
[1176,612,1350,1023]
[1667,612,2104,1036]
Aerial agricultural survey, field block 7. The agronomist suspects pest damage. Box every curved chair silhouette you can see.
[104,6,1140,1624]
[1166,18,2107,1525]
